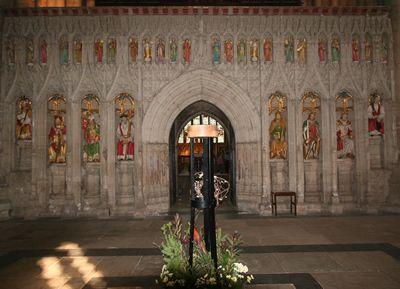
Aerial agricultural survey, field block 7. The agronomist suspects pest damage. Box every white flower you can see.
[234,262,249,273]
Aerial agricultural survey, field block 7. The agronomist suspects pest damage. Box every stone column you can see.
[106,100,116,212]
[295,99,305,205]
[288,97,297,193]
[69,100,82,213]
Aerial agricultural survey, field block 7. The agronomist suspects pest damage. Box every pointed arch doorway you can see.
[169,100,236,210]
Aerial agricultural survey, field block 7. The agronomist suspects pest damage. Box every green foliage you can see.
[155,214,253,289]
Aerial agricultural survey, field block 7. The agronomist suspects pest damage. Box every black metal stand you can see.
[188,137,218,278]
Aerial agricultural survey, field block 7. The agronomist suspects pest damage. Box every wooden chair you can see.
[271,191,297,216]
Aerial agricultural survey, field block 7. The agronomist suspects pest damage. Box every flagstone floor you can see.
[0,214,400,289]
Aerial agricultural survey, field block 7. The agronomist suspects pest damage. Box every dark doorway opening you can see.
[169,100,236,211]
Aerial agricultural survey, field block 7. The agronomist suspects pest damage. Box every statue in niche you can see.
[108,38,116,64]
[170,37,178,63]
[250,39,259,63]
[284,35,294,63]
[237,39,246,63]
[16,97,32,141]
[116,93,135,161]
[48,96,66,163]
[6,37,15,66]
[211,36,221,64]
[331,37,341,63]
[296,38,307,63]
[303,112,321,159]
[224,39,234,63]
[48,115,67,163]
[82,96,100,162]
[156,38,165,63]
[336,112,354,159]
[143,38,152,63]
[26,38,34,66]
[352,36,360,62]
[74,40,82,64]
[365,34,373,62]
[95,39,104,63]
[269,112,287,159]
[263,38,272,62]
[129,37,138,63]
[318,40,326,63]
[381,34,389,64]
[368,93,384,136]
[59,36,69,65]
[40,39,47,65]
[183,38,191,64]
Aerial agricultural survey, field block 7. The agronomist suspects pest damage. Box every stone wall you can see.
[0,11,398,218]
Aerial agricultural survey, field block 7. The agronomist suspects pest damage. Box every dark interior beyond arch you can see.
[169,100,236,211]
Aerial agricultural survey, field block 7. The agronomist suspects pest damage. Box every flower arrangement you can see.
[155,214,254,289]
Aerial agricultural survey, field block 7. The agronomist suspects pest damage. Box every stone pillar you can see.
[295,99,305,205]
[106,100,116,212]
[69,100,82,213]
[288,98,298,193]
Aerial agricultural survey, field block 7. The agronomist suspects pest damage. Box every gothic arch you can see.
[142,69,260,144]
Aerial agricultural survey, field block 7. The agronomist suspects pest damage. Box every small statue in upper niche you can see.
[59,36,69,65]
[368,94,384,136]
[336,112,354,159]
[331,37,341,63]
[269,112,287,159]
[211,36,221,64]
[224,39,234,63]
[263,38,272,62]
[365,35,373,62]
[284,35,294,63]
[250,39,259,63]
[381,34,389,64]
[26,38,34,66]
[237,39,246,63]
[40,39,48,65]
[48,115,67,163]
[156,39,165,64]
[303,112,321,160]
[6,38,15,66]
[129,37,138,63]
[94,39,104,63]
[108,38,117,64]
[296,38,307,63]
[170,37,178,63]
[318,40,326,63]
[143,39,152,63]
[74,40,82,64]
[183,38,191,64]
[352,36,360,62]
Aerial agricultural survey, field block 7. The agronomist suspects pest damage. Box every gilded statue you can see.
[332,37,341,63]
[250,39,259,62]
[303,112,321,160]
[296,38,307,63]
[269,112,287,159]
[48,115,67,163]
[144,39,152,62]
[16,97,32,140]
[224,39,234,63]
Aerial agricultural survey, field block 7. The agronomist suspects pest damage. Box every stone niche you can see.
[270,160,289,192]
[369,136,384,169]
[116,161,135,206]
[82,163,101,209]
[304,160,323,203]
[16,141,32,171]
[337,159,355,203]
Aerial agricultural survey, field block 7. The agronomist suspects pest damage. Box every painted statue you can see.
[368,94,384,136]
[224,39,234,63]
[211,36,221,64]
[170,37,178,63]
[143,39,152,63]
[156,39,165,64]
[284,35,294,63]
[74,40,82,64]
[40,39,48,65]
[263,38,272,62]
[82,112,100,162]
[108,38,116,63]
[318,40,326,63]
[297,38,307,63]
[129,37,138,63]
[59,36,69,65]
[365,35,373,62]
[352,36,360,62]
[331,37,341,63]
[381,34,389,64]
[16,97,32,141]
[6,37,15,66]
[336,113,354,159]
[237,39,246,63]
[250,39,259,63]
[117,114,134,161]
[95,39,104,63]
[26,38,34,66]
[303,112,321,160]
[48,115,67,163]
[269,112,287,159]
[183,38,191,64]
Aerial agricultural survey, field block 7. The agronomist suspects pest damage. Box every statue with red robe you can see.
[117,115,134,160]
